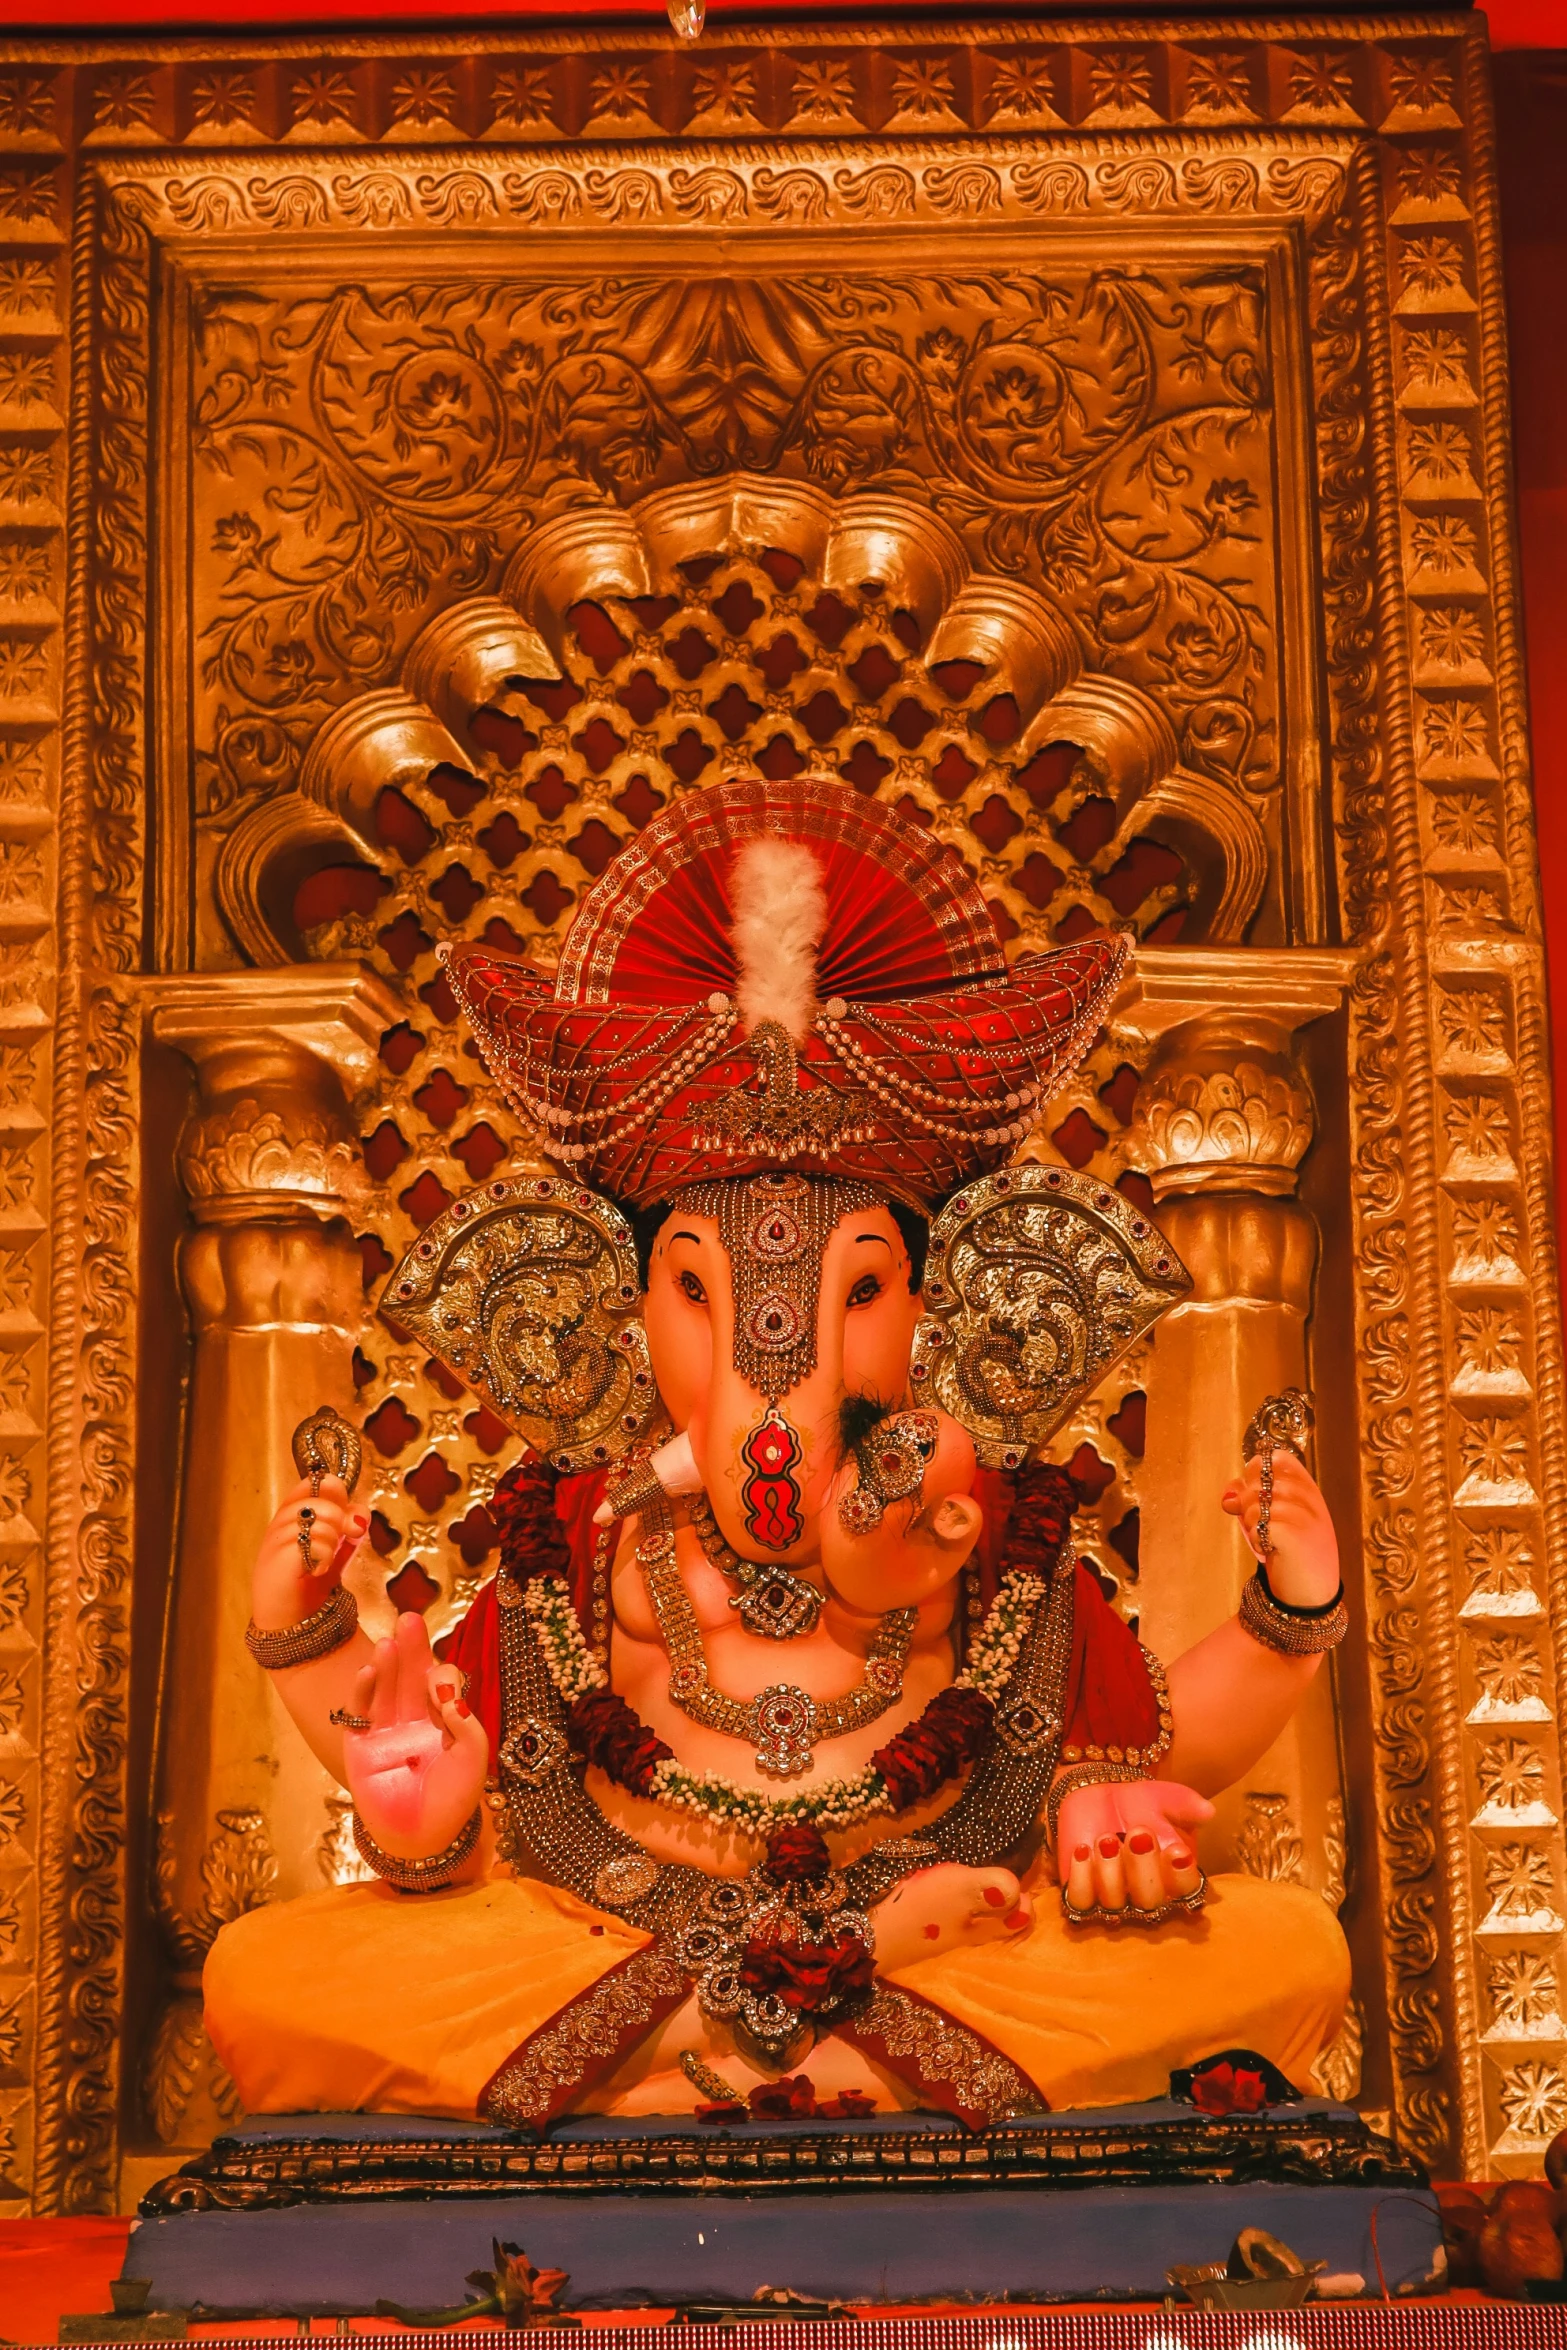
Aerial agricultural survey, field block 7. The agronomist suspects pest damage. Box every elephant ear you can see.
[380,1175,659,1473]
[910,1167,1192,1470]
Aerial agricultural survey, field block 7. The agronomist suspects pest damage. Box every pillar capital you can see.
[1113,947,1355,1203]
[148,962,401,1225]
[1125,1010,1315,1201]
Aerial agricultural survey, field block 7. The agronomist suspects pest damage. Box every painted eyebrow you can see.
[852,1236,892,1249]
[670,1229,703,1245]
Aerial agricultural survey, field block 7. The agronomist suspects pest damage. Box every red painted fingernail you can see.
[456,1699,472,1719]
[1002,1906,1027,1930]
[1097,1836,1120,1858]
[923,1922,940,1939]
[1074,1844,1093,1863]
[1128,1831,1155,1855]
[982,1886,1007,1907]
[1170,1850,1192,1868]
[437,1685,455,1703]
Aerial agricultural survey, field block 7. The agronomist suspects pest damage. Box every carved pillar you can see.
[141,967,399,2153]
[1128,1009,1350,1986]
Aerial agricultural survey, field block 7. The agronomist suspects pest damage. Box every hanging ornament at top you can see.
[668,0,704,39]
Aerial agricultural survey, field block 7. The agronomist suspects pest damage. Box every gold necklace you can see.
[685,1490,824,1640]
[637,1495,916,1779]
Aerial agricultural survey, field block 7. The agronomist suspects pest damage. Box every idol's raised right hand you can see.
[341,1611,489,1862]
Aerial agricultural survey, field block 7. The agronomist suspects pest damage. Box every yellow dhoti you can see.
[205,1870,1349,2119]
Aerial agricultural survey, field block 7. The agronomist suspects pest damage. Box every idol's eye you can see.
[678,1270,708,1305]
[847,1272,883,1310]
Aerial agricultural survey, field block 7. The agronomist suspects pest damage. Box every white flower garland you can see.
[648,1757,894,1835]
[517,1559,1052,1834]
[523,1576,607,1701]
[955,1567,1043,1702]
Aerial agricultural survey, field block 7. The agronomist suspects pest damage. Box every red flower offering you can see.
[739,1928,875,2019]
[1189,2061,1269,2118]
[765,1821,831,1883]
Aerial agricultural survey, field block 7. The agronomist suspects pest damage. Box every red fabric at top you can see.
[15,0,1385,24]
[603,834,959,1009]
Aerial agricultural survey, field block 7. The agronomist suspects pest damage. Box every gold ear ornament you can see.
[381,1174,661,1473]
[910,1166,1193,1469]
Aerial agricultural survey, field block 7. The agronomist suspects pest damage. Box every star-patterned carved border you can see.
[0,11,1558,2204]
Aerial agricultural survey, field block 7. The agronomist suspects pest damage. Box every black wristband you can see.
[1256,1561,1346,1620]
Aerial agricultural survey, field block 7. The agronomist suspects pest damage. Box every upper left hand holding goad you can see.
[1221,1449,1339,1609]
[820,1404,982,1612]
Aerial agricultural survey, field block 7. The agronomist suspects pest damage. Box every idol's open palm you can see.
[341,1611,488,1861]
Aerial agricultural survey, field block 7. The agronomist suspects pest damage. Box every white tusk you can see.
[592,1431,703,1524]
[651,1430,701,1495]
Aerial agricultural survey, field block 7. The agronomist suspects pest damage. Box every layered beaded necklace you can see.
[637,1490,916,1778]
[686,1486,824,1641]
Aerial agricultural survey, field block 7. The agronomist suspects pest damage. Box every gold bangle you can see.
[352,1806,481,1893]
[245,1583,358,1671]
[1239,1568,1348,1658]
[601,1456,665,1522]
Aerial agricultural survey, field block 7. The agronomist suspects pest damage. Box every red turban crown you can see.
[443,778,1127,1211]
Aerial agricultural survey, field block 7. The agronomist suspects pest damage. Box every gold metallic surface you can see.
[912,1167,1193,1468]
[384,1174,659,1472]
[0,10,1547,2201]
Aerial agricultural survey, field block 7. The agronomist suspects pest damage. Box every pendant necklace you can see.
[685,1489,824,1640]
[637,1492,915,1778]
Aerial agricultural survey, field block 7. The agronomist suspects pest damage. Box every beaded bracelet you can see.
[352,1806,482,1893]
[1046,1759,1148,1850]
[601,1454,666,1523]
[1239,1564,1348,1658]
[244,1583,358,1671]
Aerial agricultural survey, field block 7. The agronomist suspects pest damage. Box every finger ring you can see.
[838,1408,939,1537]
[296,1507,316,1571]
[329,1707,372,1733]
[1062,1871,1207,1928]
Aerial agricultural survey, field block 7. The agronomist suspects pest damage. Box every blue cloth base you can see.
[124,2110,1442,2315]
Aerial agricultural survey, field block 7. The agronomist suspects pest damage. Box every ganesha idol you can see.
[205,778,1350,2131]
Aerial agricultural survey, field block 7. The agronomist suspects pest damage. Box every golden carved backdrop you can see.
[0,8,1555,2208]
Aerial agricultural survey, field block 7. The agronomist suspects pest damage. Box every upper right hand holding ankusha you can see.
[251,1474,368,1634]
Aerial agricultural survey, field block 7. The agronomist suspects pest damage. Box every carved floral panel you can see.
[185,259,1288,882]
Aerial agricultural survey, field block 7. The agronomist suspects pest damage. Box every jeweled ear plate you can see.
[910,1166,1192,1469]
[380,1175,659,1474]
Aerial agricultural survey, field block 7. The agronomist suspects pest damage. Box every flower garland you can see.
[518,1514,1068,1835]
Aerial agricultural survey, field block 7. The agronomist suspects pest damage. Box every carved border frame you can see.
[3,11,1553,2198]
